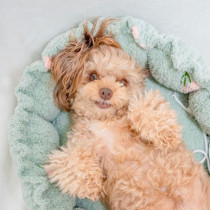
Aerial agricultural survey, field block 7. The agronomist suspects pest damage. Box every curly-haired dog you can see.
[45,19,210,210]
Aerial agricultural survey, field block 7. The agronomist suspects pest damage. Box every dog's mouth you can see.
[95,101,111,109]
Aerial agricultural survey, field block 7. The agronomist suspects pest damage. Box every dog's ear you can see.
[51,41,89,112]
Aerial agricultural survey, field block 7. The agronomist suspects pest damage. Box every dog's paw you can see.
[128,90,182,150]
[128,90,166,130]
[128,90,167,118]
[44,148,70,183]
[44,148,103,201]
[74,167,103,201]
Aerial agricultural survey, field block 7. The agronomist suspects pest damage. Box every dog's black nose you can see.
[99,88,113,100]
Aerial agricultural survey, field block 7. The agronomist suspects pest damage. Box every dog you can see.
[44,19,210,210]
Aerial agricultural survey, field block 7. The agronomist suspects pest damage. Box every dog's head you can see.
[51,19,145,120]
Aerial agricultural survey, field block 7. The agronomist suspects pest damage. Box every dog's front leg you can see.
[44,142,103,201]
[128,90,182,151]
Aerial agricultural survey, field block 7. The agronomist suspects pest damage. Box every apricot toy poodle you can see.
[45,19,210,210]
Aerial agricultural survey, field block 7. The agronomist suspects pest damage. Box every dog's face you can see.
[51,19,145,120]
[71,45,145,120]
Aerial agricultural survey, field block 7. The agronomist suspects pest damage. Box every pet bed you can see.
[9,16,210,210]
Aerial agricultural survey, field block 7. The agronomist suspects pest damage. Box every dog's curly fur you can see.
[45,19,210,210]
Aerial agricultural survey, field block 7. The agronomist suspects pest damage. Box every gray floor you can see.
[1,0,210,209]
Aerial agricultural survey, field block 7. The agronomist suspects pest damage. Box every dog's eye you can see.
[119,79,128,86]
[89,73,98,81]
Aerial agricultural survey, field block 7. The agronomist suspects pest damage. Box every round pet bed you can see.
[9,16,210,210]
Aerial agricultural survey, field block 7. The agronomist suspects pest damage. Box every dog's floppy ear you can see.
[51,41,89,112]
[51,18,122,112]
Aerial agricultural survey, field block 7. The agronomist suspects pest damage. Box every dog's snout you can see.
[99,88,113,100]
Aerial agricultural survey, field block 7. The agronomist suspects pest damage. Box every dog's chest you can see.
[88,121,117,149]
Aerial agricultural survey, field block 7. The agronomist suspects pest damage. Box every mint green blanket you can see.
[9,16,210,210]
